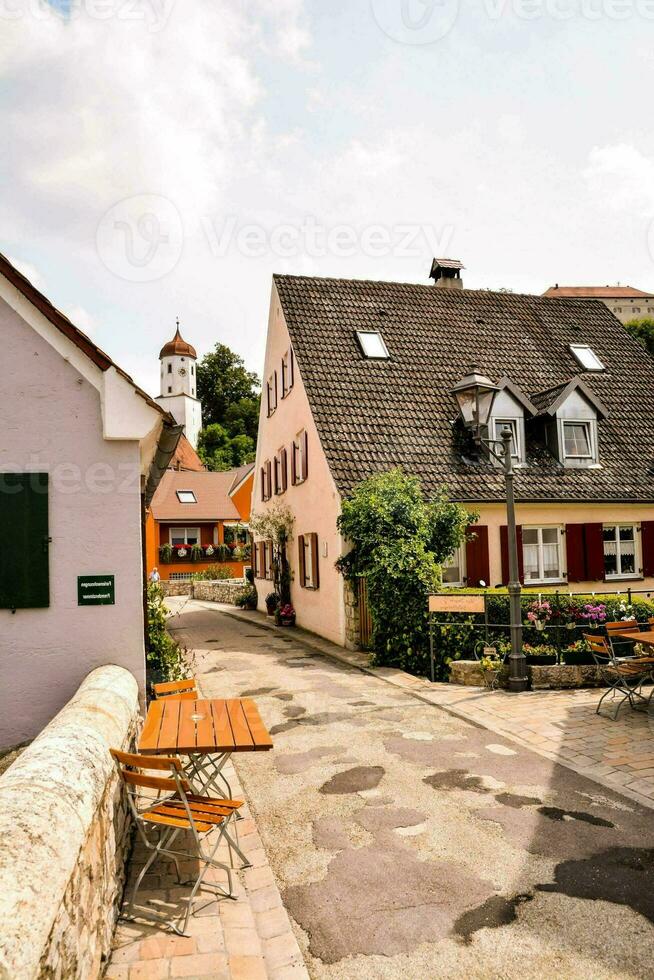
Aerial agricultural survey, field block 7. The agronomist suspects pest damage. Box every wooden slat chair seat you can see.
[585,634,654,720]
[110,749,244,936]
[152,678,198,701]
[605,620,641,660]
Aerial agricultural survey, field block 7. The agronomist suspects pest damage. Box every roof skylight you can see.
[356,330,389,359]
[569,344,605,372]
[176,490,197,503]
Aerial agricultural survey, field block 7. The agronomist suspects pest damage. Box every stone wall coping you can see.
[0,665,139,980]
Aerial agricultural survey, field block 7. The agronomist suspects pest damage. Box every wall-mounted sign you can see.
[77,575,115,606]
[429,595,485,613]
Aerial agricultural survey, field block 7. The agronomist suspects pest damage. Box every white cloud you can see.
[584,143,654,215]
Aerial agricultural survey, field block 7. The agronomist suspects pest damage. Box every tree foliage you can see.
[336,468,475,675]
[196,343,260,470]
[624,317,654,358]
[250,503,295,604]
[146,583,185,683]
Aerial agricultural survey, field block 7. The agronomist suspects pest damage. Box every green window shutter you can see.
[0,473,50,609]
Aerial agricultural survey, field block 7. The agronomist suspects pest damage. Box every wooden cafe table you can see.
[138,696,273,802]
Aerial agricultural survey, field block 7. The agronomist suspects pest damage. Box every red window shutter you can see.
[281,448,288,492]
[311,533,320,589]
[465,525,489,588]
[500,525,523,584]
[291,442,297,485]
[642,522,654,577]
[301,431,308,481]
[565,524,586,582]
[298,535,306,587]
[584,523,605,581]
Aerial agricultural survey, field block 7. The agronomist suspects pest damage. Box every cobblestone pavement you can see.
[119,598,654,980]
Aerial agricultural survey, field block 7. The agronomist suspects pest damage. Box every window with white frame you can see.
[356,330,390,359]
[493,419,520,460]
[522,526,563,583]
[442,544,465,586]
[569,344,605,372]
[176,490,197,503]
[169,527,200,545]
[603,524,638,578]
[562,421,593,460]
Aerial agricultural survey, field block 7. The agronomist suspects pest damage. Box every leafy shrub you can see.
[336,468,474,676]
[146,583,185,685]
[235,586,258,609]
[192,565,234,581]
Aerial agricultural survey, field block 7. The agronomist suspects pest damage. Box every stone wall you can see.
[343,580,360,651]
[449,659,605,690]
[192,579,247,603]
[160,579,192,597]
[0,665,140,980]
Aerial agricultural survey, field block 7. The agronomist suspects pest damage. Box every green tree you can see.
[336,468,475,677]
[197,424,255,472]
[196,343,260,429]
[624,317,654,357]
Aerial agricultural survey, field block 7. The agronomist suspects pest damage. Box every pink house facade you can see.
[0,253,180,749]
[253,271,654,651]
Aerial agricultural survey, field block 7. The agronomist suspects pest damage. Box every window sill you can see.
[605,575,642,582]
[524,579,567,587]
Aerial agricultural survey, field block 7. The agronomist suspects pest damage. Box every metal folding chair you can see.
[605,620,641,661]
[111,749,244,936]
[585,634,654,720]
[152,677,236,801]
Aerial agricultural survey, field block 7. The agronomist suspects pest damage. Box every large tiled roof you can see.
[274,274,654,503]
[544,284,654,299]
[151,470,241,521]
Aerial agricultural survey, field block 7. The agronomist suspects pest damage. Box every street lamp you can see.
[450,365,528,693]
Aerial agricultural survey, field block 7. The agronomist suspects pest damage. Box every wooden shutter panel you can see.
[565,524,586,582]
[465,525,489,588]
[298,535,306,588]
[273,457,279,496]
[0,473,50,609]
[291,442,297,485]
[281,449,288,492]
[500,525,524,585]
[252,540,258,577]
[584,522,605,581]
[310,533,320,589]
[265,461,272,500]
[260,467,265,502]
[642,522,654,577]
[301,431,308,481]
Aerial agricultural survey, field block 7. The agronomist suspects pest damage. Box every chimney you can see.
[429,257,464,290]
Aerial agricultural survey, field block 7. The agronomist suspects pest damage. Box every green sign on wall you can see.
[77,575,115,606]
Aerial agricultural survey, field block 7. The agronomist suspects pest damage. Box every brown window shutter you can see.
[500,525,523,584]
[265,460,272,500]
[311,533,320,589]
[642,522,654,577]
[302,431,308,481]
[290,348,294,388]
[291,442,297,485]
[252,540,258,577]
[465,525,489,587]
[281,448,288,492]
[584,522,605,581]
[565,524,586,582]
[298,535,306,587]
[260,467,265,502]
[274,370,278,408]
[273,457,279,495]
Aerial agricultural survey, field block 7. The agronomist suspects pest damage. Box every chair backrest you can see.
[110,748,190,796]
[605,620,639,634]
[584,633,613,666]
[152,678,197,701]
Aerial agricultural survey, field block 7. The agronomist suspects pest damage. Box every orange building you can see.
[145,464,254,582]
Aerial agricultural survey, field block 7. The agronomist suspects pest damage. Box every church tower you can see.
[155,320,202,449]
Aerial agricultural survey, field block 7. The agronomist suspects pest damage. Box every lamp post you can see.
[450,365,527,693]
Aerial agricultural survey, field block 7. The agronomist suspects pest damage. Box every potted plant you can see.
[526,599,552,632]
[176,544,188,560]
[160,543,173,563]
[579,602,607,629]
[190,543,203,562]
[276,603,296,627]
[265,592,280,616]
[205,544,215,558]
[236,586,258,610]
[479,651,501,689]
[562,639,594,665]
[523,643,557,666]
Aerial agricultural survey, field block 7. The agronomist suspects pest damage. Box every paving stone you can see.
[228,955,268,980]
[223,926,263,957]
[170,952,230,976]
[129,959,170,980]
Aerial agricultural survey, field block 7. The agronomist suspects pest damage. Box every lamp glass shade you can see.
[450,367,499,430]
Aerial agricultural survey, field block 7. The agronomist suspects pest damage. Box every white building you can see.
[155,321,202,449]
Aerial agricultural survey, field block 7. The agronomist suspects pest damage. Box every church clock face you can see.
[178,367,187,377]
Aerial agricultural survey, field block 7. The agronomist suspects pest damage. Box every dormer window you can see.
[569,344,604,372]
[562,421,593,460]
[493,419,520,460]
[356,331,389,359]
[487,379,535,466]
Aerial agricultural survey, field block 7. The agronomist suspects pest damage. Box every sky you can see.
[2,0,654,397]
